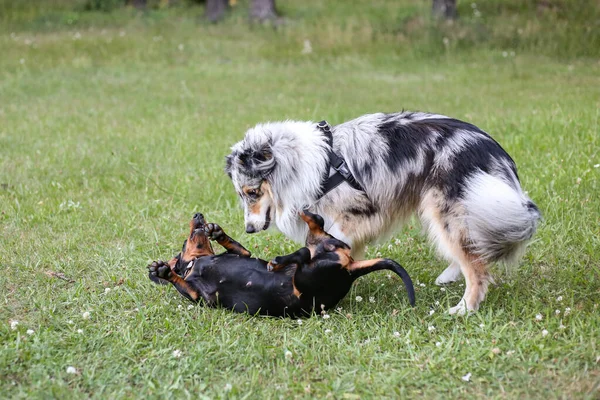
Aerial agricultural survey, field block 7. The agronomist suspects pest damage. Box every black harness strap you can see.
[315,120,366,201]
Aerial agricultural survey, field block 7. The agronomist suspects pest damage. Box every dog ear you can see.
[253,145,276,178]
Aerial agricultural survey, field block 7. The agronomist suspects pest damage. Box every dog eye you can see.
[247,189,259,197]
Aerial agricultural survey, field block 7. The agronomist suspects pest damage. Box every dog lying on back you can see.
[147,211,415,317]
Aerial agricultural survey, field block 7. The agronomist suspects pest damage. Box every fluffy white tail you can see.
[463,172,541,264]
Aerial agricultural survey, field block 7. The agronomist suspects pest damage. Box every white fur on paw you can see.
[448,300,468,316]
[435,263,463,285]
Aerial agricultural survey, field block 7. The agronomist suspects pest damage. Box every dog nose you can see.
[245,225,256,234]
[193,213,204,222]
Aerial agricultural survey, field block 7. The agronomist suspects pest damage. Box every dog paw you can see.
[204,223,224,241]
[147,260,172,280]
[448,299,475,316]
[267,257,282,272]
[435,262,463,285]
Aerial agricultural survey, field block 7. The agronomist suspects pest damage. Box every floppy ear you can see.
[236,144,275,179]
[251,145,276,178]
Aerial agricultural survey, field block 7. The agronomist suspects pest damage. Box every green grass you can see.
[1,0,599,398]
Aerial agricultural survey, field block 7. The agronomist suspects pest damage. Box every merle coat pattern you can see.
[226,111,541,314]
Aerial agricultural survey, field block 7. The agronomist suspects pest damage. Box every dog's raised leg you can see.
[147,260,201,302]
[267,247,311,272]
[204,223,252,257]
[435,261,463,285]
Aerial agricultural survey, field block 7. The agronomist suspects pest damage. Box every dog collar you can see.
[315,120,366,201]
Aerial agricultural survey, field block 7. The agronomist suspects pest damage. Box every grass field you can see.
[1,0,599,398]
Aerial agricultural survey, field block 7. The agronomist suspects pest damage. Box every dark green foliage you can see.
[84,0,125,12]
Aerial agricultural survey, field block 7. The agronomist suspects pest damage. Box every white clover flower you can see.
[82,312,90,319]
[479,323,485,328]
[355,296,363,302]
[555,309,560,315]
[559,324,566,330]
[187,305,194,310]
[502,51,508,58]
[535,314,543,321]
[440,287,446,292]
[284,350,292,360]
[428,325,436,332]
[67,320,74,324]
[172,349,182,358]
[297,319,303,325]
[77,329,83,334]
[10,320,19,330]
[324,329,332,334]
[104,287,111,293]
[435,342,441,347]
[461,372,472,382]
[27,329,34,335]
[556,296,563,302]
[178,44,184,51]
[594,164,600,168]
[564,307,571,316]
[66,366,77,374]
[492,347,501,355]
[393,331,400,337]
[435,301,440,306]
[387,244,393,250]
[429,309,435,316]
[506,350,515,356]
[419,283,425,287]
[224,383,232,392]
[369,296,375,303]
[322,314,330,319]
[541,329,549,337]
[177,304,183,310]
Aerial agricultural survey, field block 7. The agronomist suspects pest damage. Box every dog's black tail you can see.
[348,258,415,306]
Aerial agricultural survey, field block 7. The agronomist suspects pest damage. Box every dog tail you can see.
[463,172,542,265]
[348,259,415,306]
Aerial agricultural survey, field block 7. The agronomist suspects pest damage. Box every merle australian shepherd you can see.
[226,111,541,315]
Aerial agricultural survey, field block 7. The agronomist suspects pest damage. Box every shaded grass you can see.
[1,1,600,398]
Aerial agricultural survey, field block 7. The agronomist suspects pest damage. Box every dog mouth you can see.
[262,206,272,231]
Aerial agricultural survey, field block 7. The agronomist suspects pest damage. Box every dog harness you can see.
[315,120,366,200]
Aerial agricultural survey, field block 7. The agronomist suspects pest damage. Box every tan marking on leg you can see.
[420,189,491,314]
[168,274,200,301]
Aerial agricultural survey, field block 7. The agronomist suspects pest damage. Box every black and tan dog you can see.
[148,211,415,317]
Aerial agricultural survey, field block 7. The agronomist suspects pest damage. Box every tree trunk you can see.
[129,0,146,9]
[250,0,278,22]
[206,0,229,22]
[432,0,457,20]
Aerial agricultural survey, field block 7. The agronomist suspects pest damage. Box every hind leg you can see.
[435,261,463,285]
[448,256,490,315]
[420,189,491,314]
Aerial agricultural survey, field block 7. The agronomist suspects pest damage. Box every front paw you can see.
[147,260,172,280]
[204,223,224,241]
[267,257,283,272]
